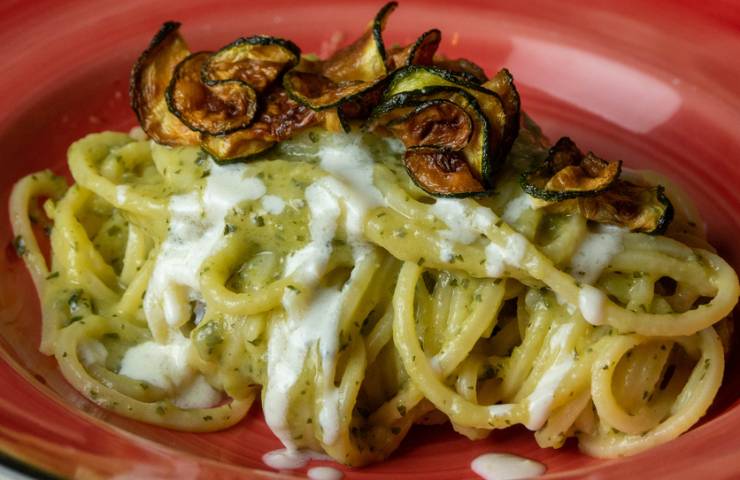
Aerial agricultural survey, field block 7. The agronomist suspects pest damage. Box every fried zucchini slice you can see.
[433,56,488,83]
[521,137,622,201]
[369,86,490,196]
[383,66,517,184]
[202,36,300,92]
[130,22,199,146]
[404,148,486,196]
[483,68,520,159]
[386,29,442,70]
[577,180,674,234]
[282,2,397,110]
[166,52,258,135]
[202,88,322,163]
[384,99,472,150]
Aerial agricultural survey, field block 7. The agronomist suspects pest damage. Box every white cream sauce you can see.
[430,198,528,277]
[261,194,286,215]
[116,185,129,205]
[308,466,344,480]
[78,339,107,365]
[143,160,266,331]
[471,453,546,480]
[262,448,332,470]
[502,193,533,225]
[123,159,263,410]
[570,226,625,284]
[525,323,574,430]
[265,133,383,453]
[579,285,607,326]
[119,333,221,408]
[119,334,191,390]
[485,232,528,277]
[316,132,384,238]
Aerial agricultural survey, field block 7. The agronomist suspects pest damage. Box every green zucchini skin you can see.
[130,21,201,146]
[373,1,399,62]
[200,142,276,166]
[651,186,675,235]
[405,29,441,67]
[165,51,259,136]
[368,82,496,197]
[380,66,517,188]
[519,163,624,202]
[201,35,301,91]
[519,136,622,202]
[129,21,182,119]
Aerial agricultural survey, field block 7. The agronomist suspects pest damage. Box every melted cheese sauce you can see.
[144,160,266,332]
[262,448,332,470]
[264,133,384,453]
[471,453,545,480]
[307,466,344,480]
[525,324,575,430]
[114,131,581,467]
[579,285,607,326]
[570,226,625,284]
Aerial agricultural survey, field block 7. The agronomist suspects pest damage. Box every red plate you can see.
[0,1,739,478]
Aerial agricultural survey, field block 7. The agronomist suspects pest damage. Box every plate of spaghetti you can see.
[1,1,739,479]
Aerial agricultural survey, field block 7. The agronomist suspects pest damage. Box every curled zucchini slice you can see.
[577,180,674,234]
[385,99,473,150]
[202,88,323,163]
[202,36,300,92]
[166,52,258,135]
[386,29,441,70]
[521,137,622,201]
[382,66,519,187]
[405,148,486,196]
[369,84,490,196]
[433,56,488,83]
[282,2,396,110]
[483,68,520,159]
[129,22,199,146]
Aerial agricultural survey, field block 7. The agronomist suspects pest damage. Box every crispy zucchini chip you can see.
[369,84,491,196]
[383,66,517,185]
[521,137,622,201]
[130,22,199,146]
[386,29,442,70]
[202,36,300,92]
[404,148,486,196]
[433,56,488,83]
[166,52,258,135]
[576,180,674,234]
[282,2,397,110]
[385,99,472,150]
[483,68,520,158]
[202,88,322,163]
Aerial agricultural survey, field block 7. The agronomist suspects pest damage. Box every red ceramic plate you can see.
[0,1,739,478]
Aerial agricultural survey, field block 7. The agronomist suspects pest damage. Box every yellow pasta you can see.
[10,121,738,466]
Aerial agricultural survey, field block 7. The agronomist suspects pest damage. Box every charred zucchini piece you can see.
[404,148,486,196]
[369,86,490,196]
[201,133,274,164]
[433,56,488,83]
[282,2,396,110]
[386,29,442,70]
[577,180,674,234]
[521,137,622,201]
[384,99,473,150]
[202,88,322,163]
[384,66,515,181]
[130,22,199,146]
[202,36,300,92]
[483,68,520,158]
[166,52,258,135]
